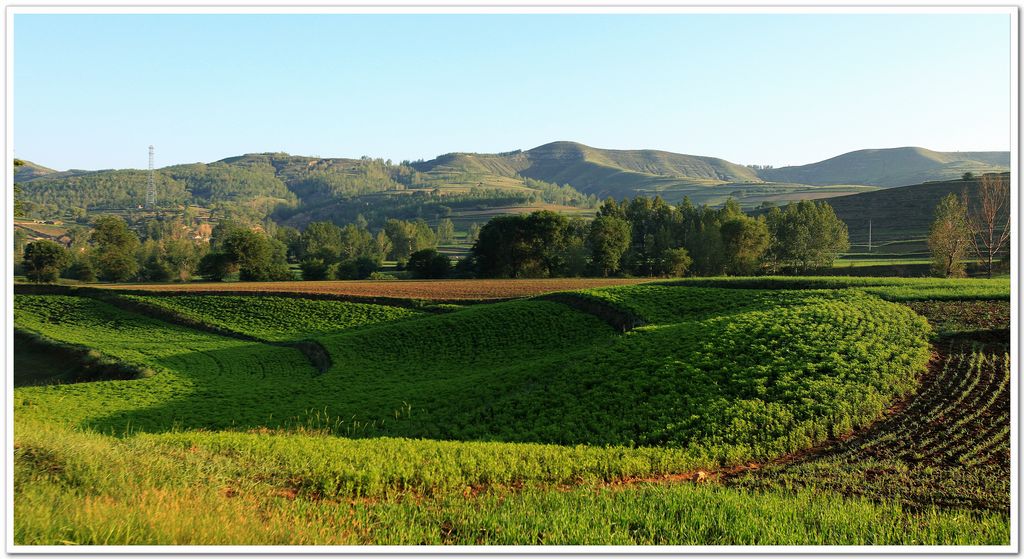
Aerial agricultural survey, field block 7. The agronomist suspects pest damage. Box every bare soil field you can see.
[96,278,656,301]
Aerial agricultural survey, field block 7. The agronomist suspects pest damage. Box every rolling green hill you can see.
[514,141,761,199]
[828,178,974,245]
[761,147,1009,187]
[13,160,58,183]
[822,173,1010,252]
[16,143,1007,224]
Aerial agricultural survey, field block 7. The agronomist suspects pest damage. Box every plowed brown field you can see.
[96,278,656,301]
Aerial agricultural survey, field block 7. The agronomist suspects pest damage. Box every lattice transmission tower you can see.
[145,145,156,208]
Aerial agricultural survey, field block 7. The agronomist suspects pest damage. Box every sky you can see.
[13,12,1013,171]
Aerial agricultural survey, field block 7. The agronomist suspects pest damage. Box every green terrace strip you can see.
[14,295,319,431]
[651,276,1009,301]
[117,294,423,342]
[13,296,618,438]
[14,418,1009,545]
[16,418,709,499]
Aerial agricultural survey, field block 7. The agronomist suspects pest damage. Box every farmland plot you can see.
[11,279,1010,545]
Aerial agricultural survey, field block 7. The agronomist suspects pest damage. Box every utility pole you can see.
[145,145,156,208]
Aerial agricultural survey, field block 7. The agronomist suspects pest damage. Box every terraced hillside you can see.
[12,277,1011,545]
[19,143,1007,224]
[824,173,1011,254]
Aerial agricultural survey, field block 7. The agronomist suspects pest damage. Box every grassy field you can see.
[12,277,1011,546]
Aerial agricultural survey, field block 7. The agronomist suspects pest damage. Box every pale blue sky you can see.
[14,13,1012,171]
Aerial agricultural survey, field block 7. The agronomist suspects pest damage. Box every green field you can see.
[12,277,1011,546]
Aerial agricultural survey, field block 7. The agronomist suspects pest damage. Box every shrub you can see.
[335,257,379,280]
[300,258,330,281]
[64,258,97,283]
[407,249,451,279]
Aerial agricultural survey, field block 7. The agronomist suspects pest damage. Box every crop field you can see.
[117,294,423,342]
[11,277,1012,546]
[733,310,1010,514]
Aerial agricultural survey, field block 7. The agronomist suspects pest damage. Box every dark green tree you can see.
[90,215,141,282]
[720,214,770,275]
[300,258,330,280]
[221,229,291,281]
[64,255,97,283]
[407,249,452,279]
[662,247,692,277]
[472,211,569,278]
[587,215,631,276]
[334,256,379,280]
[300,221,343,262]
[23,240,70,282]
[765,201,849,273]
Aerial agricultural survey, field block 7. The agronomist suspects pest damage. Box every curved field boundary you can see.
[97,293,334,374]
[534,292,646,332]
[723,334,1010,513]
[649,277,1010,301]
[14,288,333,374]
[13,328,152,384]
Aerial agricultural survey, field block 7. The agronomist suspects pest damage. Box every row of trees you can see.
[22,215,209,283]
[19,192,860,283]
[928,174,1010,278]
[281,217,452,280]
[469,197,849,278]
[19,210,470,283]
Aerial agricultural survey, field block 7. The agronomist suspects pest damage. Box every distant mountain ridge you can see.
[760,146,1009,188]
[16,142,1009,220]
[409,141,1008,199]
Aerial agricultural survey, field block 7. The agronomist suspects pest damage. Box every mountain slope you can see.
[412,141,764,201]
[813,172,1010,250]
[14,160,58,183]
[15,144,1009,222]
[761,147,1009,188]
[526,141,760,184]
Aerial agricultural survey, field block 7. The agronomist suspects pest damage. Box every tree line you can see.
[18,213,470,283]
[464,197,849,278]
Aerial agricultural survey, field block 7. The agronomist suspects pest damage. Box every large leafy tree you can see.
[90,215,141,282]
[587,215,631,276]
[473,211,570,278]
[299,221,343,262]
[765,201,849,273]
[221,229,290,281]
[384,219,436,264]
[435,218,455,244]
[928,193,972,278]
[721,215,770,275]
[22,240,70,282]
[407,249,452,279]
